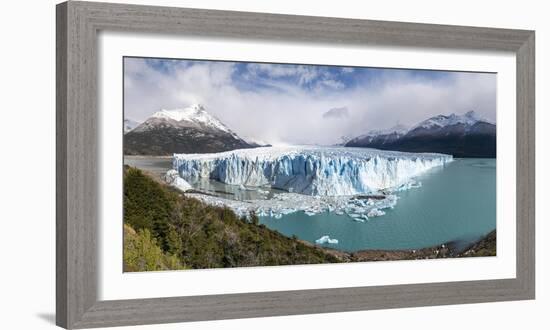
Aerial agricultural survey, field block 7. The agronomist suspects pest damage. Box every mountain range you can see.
[124,104,254,155]
[345,111,496,157]
[125,106,495,158]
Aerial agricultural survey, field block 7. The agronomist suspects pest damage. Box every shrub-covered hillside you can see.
[123,166,340,271]
[123,224,185,272]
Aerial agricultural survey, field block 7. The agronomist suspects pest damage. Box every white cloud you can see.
[125,58,496,146]
[319,79,345,90]
[246,63,329,86]
[323,107,349,119]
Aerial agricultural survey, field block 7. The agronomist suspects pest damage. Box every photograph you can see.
[122,56,497,272]
[4,0,543,329]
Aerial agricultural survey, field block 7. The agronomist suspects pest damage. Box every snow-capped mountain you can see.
[124,118,140,134]
[409,111,494,131]
[346,124,408,146]
[346,111,496,158]
[124,104,253,155]
[241,135,272,148]
[404,111,495,139]
[362,124,409,137]
[145,104,238,137]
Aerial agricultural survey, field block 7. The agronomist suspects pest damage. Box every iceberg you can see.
[173,146,452,196]
[315,235,339,244]
[367,208,385,217]
[164,169,193,192]
[185,189,398,221]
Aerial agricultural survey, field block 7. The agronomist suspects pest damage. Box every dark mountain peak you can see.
[125,104,254,155]
[345,110,496,158]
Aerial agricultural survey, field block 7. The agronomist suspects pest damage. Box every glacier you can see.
[173,146,452,196]
[170,146,452,221]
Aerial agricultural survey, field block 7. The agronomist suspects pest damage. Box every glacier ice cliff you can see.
[173,146,452,196]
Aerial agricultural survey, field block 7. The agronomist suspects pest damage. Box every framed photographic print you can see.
[56,1,535,328]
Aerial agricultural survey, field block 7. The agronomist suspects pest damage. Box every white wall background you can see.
[0,0,547,329]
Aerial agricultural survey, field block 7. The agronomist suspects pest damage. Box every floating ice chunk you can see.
[347,212,368,222]
[164,169,192,192]
[315,235,339,244]
[367,208,386,217]
[185,190,398,222]
[396,180,423,191]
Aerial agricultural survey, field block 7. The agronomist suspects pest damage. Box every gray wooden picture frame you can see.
[56,1,535,328]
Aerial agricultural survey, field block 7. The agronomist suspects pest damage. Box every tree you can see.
[250,211,260,225]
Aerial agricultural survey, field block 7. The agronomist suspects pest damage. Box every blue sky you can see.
[124,57,496,145]
[141,57,454,93]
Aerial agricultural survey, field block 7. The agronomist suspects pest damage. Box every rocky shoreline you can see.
[315,229,496,262]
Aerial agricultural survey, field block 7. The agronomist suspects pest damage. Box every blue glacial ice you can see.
[173,146,452,196]
[171,146,452,220]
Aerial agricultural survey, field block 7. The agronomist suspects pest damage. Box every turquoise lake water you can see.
[124,156,496,253]
[259,158,496,252]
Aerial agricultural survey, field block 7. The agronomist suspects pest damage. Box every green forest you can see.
[123,166,340,271]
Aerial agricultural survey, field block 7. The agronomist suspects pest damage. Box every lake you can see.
[125,156,496,252]
[260,158,496,251]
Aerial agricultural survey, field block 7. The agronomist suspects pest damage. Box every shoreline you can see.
[126,163,496,263]
[314,229,496,262]
[124,155,173,159]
